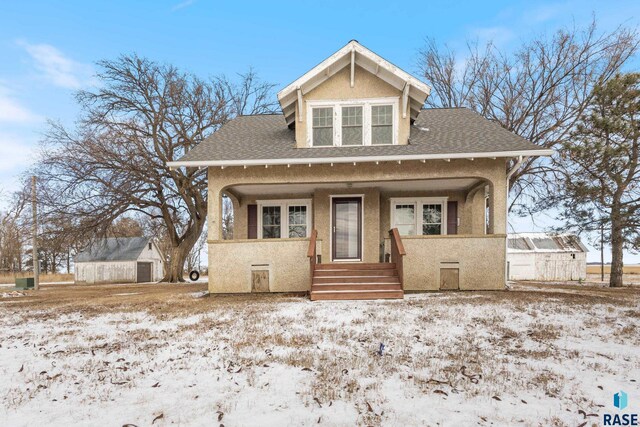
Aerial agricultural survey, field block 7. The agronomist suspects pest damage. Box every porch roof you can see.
[227,178,484,197]
[168,108,552,168]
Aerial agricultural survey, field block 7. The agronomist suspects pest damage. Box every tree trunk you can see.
[161,214,206,283]
[164,245,190,283]
[610,213,624,287]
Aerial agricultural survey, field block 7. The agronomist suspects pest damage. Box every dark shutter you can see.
[447,201,458,235]
[248,204,258,239]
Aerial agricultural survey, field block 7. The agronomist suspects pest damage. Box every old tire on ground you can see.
[189,270,200,281]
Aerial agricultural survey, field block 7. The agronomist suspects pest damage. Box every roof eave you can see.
[167,149,554,169]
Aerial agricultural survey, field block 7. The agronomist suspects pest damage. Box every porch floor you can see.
[310,262,404,301]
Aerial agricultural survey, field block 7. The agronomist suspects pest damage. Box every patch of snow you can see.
[1,291,26,298]
[0,293,638,425]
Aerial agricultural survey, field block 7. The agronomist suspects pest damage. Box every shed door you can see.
[137,262,152,283]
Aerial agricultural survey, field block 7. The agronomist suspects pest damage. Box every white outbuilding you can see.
[507,232,588,281]
[75,237,164,284]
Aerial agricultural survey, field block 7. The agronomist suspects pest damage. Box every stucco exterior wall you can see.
[294,65,409,147]
[208,159,508,293]
[208,239,313,293]
[386,235,507,290]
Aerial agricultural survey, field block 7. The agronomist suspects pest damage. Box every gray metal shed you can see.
[75,237,164,284]
[507,233,588,281]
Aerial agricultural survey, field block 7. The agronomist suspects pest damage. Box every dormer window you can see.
[308,97,398,147]
[371,105,393,145]
[311,107,333,146]
[341,106,363,146]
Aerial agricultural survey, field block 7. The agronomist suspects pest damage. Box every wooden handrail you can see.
[307,229,318,258]
[389,228,406,256]
[389,228,406,288]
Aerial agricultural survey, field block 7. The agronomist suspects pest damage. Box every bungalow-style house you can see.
[168,41,552,300]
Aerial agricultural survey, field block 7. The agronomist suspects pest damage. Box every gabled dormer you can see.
[277,40,431,148]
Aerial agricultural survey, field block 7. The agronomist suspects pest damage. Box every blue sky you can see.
[0,0,639,262]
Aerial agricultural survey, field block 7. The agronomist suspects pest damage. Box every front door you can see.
[332,197,362,261]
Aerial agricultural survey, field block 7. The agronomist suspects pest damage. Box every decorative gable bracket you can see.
[277,40,431,127]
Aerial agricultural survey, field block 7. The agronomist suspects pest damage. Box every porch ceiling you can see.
[228,178,482,196]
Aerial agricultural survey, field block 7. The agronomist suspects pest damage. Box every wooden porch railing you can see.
[389,228,406,288]
[307,229,318,288]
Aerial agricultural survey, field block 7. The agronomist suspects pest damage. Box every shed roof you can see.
[75,237,152,262]
[508,233,588,253]
[167,108,551,168]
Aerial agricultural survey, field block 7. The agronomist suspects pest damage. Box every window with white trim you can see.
[257,199,312,239]
[422,204,442,235]
[371,105,393,145]
[393,203,416,235]
[391,197,448,236]
[312,107,333,146]
[308,98,398,147]
[341,106,363,146]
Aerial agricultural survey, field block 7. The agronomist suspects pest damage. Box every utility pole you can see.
[32,175,39,290]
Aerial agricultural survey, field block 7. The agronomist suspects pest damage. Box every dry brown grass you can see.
[0,272,73,284]
[1,281,639,426]
[586,264,640,274]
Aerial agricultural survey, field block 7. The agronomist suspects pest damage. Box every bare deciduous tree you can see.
[37,55,276,282]
[0,191,29,274]
[417,20,638,212]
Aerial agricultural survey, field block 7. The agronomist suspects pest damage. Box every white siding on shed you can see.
[76,261,137,284]
[507,233,587,282]
[74,238,164,284]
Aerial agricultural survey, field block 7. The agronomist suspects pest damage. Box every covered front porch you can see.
[206,161,507,298]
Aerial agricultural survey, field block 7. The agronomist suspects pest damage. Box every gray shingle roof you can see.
[171,107,548,165]
[75,237,151,262]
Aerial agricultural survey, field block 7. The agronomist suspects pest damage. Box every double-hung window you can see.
[391,198,448,236]
[371,105,393,145]
[309,98,397,146]
[257,199,312,239]
[341,106,363,146]
[422,204,443,235]
[393,203,416,236]
[312,107,334,146]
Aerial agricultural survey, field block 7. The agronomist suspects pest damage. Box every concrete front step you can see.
[312,283,402,291]
[315,263,396,270]
[310,289,404,301]
[311,262,403,301]
[313,275,399,284]
[314,269,397,277]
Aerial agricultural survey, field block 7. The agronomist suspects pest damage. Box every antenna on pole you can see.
[32,175,39,291]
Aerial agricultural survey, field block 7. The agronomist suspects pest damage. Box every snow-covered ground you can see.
[0,285,638,426]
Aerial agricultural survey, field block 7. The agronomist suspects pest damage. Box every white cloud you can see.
[0,85,42,123]
[171,0,195,11]
[17,40,93,89]
[468,26,515,47]
[0,132,37,174]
